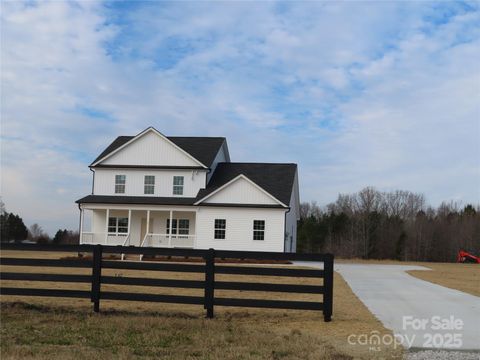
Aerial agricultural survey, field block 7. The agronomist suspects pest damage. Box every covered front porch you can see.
[79,206,197,248]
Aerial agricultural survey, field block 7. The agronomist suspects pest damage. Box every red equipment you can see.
[457,250,480,264]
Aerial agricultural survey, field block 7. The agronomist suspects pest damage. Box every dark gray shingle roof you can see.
[90,135,226,168]
[197,162,297,206]
[76,195,197,206]
[91,136,132,165]
[168,137,226,167]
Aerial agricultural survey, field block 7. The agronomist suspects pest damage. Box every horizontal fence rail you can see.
[1,257,93,268]
[0,243,334,321]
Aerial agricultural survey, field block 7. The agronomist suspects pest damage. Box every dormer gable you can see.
[195,174,287,207]
[91,127,208,168]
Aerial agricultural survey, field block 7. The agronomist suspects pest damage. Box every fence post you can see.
[323,253,334,322]
[204,248,215,319]
[91,244,103,313]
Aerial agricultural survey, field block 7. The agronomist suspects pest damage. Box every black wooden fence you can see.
[0,243,334,322]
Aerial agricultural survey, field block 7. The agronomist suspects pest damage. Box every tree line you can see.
[297,187,479,262]
[0,200,79,244]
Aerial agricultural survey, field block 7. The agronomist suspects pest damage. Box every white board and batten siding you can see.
[100,130,204,167]
[202,177,279,205]
[196,207,286,252]
[284,171,300,252]
[196,176,288,252]
[93,169,207,197]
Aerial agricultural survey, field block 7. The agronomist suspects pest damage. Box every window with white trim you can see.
[144,175,155,194]
[178,219,189,237]
[166,219,190,237]
[173,176,184,195]
[253,220,265,240]
[115,175,126,194]
[108,217,128,234]
[214,219,226,239]
[166,218,177,235]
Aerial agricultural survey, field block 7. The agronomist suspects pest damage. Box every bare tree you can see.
[299,202,311,220]
[297,187,479,262]
[28,223,44,241]
[0,198,6,216]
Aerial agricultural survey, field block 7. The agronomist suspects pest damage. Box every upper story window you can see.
[144,175,155,194]
[214,219,226,240]
[173,176,184,195]
[253,220,265,240]
[115,175,126,194]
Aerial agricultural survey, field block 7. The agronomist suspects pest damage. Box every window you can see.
[178,219,190,237]
[115,175,126,194]
[108,217,128,233]
[214,219,226,239]
[108,217,116,233]
[166,219,177,235]
[144,175,155,194]
[173,176,184,195]
[166,219,189,237]
[253,220,265,240]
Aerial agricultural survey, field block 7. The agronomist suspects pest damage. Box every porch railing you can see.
[81,232,129,246]
[82,232,195,248]
[138,234,195,260]
[142,234,195,248]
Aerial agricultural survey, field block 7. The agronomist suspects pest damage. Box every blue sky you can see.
[1,1,479,235]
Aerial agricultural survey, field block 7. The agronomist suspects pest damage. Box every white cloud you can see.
[1,1,479,234]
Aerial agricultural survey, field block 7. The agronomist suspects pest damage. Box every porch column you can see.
[169,210,173,247]
[194,210,197,249]
[79,207,84,245]
[127,209,132,246]
[145,210,150,246]
[105,208,110,245]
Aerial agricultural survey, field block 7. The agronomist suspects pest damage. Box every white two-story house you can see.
[76,127,299,252]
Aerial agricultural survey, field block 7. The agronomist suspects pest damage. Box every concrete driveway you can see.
[294,262,480,350]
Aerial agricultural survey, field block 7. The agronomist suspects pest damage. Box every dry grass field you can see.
[0,250,403,360]
[407,263,480,297]
[337,258,480,297]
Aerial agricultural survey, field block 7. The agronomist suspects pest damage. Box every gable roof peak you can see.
[194,173,288,207]
[90,126,208,167]
[90,128,227,168]
[196,162,297,206]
